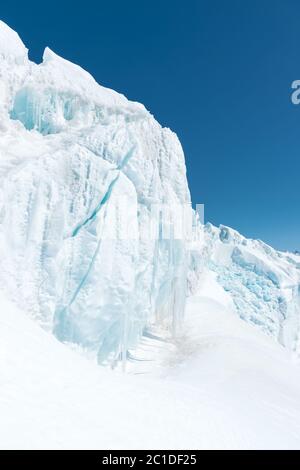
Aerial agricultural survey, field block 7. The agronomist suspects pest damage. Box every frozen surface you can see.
[1,291,300,449]
[1,20,300,449]
[0,21,190,364]
[0,20,27,62]
[2,20,298,366]
[191,224,300,353]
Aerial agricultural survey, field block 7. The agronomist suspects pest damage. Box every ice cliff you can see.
[0,21,190,364]
[0,20,299,364]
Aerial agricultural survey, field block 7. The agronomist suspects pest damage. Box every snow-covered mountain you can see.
[1,20,300,449]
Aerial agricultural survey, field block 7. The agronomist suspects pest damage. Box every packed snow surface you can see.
[1,290,300,449]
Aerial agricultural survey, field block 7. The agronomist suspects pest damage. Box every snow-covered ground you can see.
[1,277,300,450]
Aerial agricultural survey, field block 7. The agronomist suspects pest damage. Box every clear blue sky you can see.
[2,0,299,251]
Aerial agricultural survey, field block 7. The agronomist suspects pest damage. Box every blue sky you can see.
[2,0,299,251]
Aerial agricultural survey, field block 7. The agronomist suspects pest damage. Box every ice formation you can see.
[0,20,299,365]
[192,224,300,353]
[0,21,191,364]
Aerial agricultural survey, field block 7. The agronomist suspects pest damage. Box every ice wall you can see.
[0,22,191,364]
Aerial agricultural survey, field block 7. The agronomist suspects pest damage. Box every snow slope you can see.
[1,289,300,449]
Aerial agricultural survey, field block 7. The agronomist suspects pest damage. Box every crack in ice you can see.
[70,146,136,238]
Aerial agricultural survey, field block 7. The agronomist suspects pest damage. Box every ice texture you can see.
[0,22,190,364]
[0,21,299,365]
[191,223,300,353]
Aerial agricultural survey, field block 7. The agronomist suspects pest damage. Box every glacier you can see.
[2,19,300,451]
[192,224,300,354]
[0,21,191,365]
[0,19,300,368]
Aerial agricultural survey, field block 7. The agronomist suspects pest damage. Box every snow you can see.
[1,288,300,449]
[0,20,28,62]
[41,46,145,111]
[1,20,300,449]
